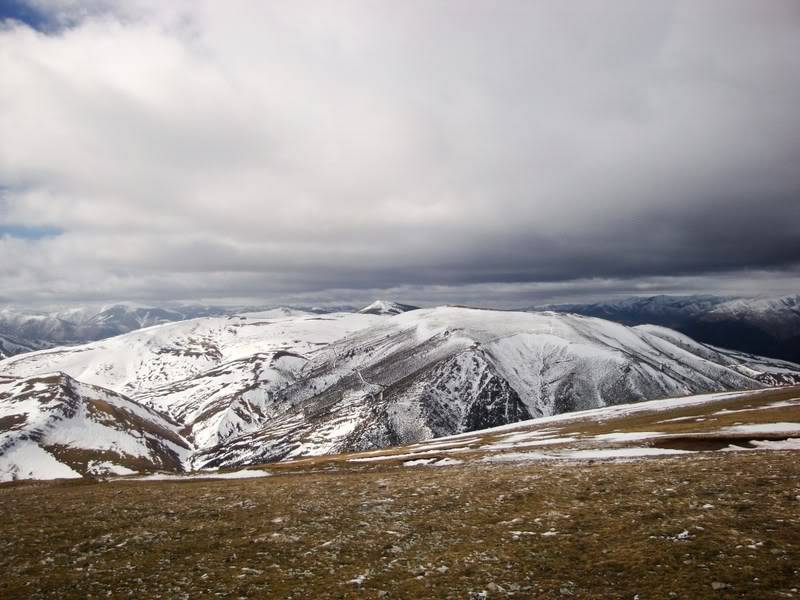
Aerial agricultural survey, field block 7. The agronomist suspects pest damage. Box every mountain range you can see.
[538,294,800,363]
[3,294,798,365]
[0,302,365,359]
[2,302,799,481]
[0,304,230,359]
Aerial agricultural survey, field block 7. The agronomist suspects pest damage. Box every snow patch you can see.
[0,442,82,482]
[720,422,800,435]
[557,447,693,460]
[131,469,270,481]
[87,460,138,476]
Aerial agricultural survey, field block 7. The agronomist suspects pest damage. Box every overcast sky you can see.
[1,1,798,308]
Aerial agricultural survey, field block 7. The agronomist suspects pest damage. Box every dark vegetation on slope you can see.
[540,295,800,363]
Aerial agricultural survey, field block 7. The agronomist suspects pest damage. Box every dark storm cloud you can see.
[0,0,799,306]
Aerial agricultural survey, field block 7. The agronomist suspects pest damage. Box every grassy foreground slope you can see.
[2,387,799,599]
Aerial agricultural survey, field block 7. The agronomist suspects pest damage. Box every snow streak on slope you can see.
[635,325,800,386]
[193,307,800,468]
[137,351,307,449]
[2,305,800,477]
[358,300,419,315]
[0,310,382,396]
[338,386,800,466]
[0,373,190,482]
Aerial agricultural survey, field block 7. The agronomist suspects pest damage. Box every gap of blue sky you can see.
[0,224,63,239]
[0,0,51,31]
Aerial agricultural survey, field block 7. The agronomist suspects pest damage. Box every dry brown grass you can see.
[2,386,799,598]
[463,386,800,457]
[1,450,799,599]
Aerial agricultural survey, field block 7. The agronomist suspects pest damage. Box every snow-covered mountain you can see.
[0,302,369,359]
[0,372,190,482]
[703,295,800,338]
[196,307,800,468]
[0,308,381,395]
[0,333,37,360]
[0,303,228,358]
[539,295,728,324]
[135,352,306,449]
[358,300,419,315]
[2,304,799,479]
[540,294,800,363]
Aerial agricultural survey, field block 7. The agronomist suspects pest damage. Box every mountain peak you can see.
[358,300,419,315]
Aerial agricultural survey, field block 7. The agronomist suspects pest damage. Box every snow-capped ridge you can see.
[358,300,419,315]
[539,294,800,363]
[193,306,800,469]
[2,304,800,478]
[0,371,191,482]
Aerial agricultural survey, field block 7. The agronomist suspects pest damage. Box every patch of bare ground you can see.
[462,386,800,457]
[560,386,800,437]
[1,450,798,599]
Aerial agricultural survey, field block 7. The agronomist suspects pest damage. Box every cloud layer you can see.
[1,1,799,306]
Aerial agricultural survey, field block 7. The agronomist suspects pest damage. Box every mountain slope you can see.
[541,294,800,362]
[0,310,382,396]
[0,333,36,360]
[635,324,800,386]
[2,305,799,477]
[194,307,800,468]
[136,351,308,449]
[358,300,419,315]
[0,303,288,358]
[0,372,190,482]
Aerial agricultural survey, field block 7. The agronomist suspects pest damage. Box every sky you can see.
[0,1,799,309]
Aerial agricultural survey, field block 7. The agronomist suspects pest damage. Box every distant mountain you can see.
[0,302,381,359]
[539,295,729,325]
[2,304,799,479]
[538,295,800,363]
[0,333,37,360]
[0,304,210,356]
[358,300,419,315]
[0,303,305,358]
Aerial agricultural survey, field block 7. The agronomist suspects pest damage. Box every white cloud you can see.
[1,1,799,305]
